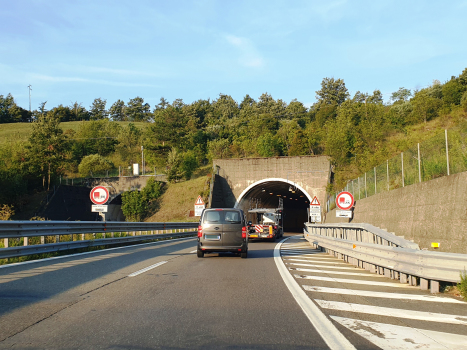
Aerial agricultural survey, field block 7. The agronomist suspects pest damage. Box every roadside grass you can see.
[145,165,211,223]
[458,270,467,301]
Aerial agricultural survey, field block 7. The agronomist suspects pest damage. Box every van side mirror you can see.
[248,221,252,226]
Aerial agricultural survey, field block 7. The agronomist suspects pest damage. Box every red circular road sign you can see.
[90,186,109,205]
[336,191,354,210]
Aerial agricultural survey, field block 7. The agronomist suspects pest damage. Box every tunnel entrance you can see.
[235,179,311,233]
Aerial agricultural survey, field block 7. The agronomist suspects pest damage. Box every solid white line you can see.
[281,252,328,257]
[295,275,413,288]
[0,237,196,269]
[274,238,356,350]
[286,262,359,270]
[315,300,467,325]
[190,250,197,253]
[303,286,465,304]
[128,261,167,277]
[293,267,383,277]
[284,257,349,262]
[331,316,467,350]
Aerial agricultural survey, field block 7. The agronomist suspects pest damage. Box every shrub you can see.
[458,270,467,301]
[78,154,114,177]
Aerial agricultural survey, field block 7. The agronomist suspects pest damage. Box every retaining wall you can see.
[325,172,467,254]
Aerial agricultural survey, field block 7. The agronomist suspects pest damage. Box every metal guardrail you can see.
[0,221,199,260]
[304,223,467,292]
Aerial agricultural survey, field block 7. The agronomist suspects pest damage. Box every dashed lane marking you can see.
[128,261,167,277]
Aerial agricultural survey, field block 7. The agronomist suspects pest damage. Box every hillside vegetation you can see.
[1,68,467,220]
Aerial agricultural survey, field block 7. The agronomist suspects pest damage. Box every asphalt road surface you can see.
[0,234,466,349]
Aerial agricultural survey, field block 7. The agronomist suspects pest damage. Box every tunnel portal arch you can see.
[234,178,313,232]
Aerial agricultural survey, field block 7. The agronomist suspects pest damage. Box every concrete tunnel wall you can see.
[209,156,331,232]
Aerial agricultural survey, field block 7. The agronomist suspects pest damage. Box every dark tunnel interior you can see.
[237,181,310,232]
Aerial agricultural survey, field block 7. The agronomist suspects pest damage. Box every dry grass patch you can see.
[145,165,211,222]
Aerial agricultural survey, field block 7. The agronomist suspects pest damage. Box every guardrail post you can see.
[81,234,85,240]
[420,278,428,290]
[430,280,440,294]
[409,276,418,286]
[400,273,408,284]
[23,237,28,246]
[56,235,60,243]
[41,236,45,244]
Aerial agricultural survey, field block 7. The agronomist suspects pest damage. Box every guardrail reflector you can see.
[431,242,440,248]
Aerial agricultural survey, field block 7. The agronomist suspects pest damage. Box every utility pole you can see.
[27,85,32,112]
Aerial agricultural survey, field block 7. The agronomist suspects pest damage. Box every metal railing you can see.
[0,221,198,260]
[304,223,467,293]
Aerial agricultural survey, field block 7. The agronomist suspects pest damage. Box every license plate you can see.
[205,234,220,240]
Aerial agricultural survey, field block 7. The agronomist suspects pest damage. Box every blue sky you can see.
[1,0,467,111]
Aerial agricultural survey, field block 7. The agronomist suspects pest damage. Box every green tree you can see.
[316,78,349,106]
[0,94,32,123]
[115,123,142,164]
[256,132,283,157]
[126,97,151,122]
[69,102,89,121]
[26,114,68,190]
[109,100,126,121]
[90,98,108,120]
[442,79,465,106]
[78,154,114,177]
[391,87,412,103]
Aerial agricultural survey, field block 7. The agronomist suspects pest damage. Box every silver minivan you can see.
[197,208,248,258]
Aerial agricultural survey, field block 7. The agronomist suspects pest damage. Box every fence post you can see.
[24,237,28,246]
[386,159,389,191]
[445,129,450,176]
[418,143,421,183]
[364,173,367,198]
[401,152,404,187]
[3,238,8,248]
[374,167,377,194]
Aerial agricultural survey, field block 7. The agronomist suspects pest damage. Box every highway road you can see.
[0,234,466,349]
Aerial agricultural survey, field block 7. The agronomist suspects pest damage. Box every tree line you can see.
[1,68,467,215]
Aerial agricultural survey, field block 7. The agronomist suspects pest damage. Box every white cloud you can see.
[225,35,265,69]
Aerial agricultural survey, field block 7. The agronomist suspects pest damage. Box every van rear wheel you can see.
[197,249,204,258]
[241,250,248,259]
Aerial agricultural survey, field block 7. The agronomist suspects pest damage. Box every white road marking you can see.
[315,299,467,325]
[0,237,196,269]
[284,258,363,271]
[295,275,413,288]
[285,257,356,264]
[274,238,356,350]
[286,262,360,270]
[331,316,467,350]
[190,250,197,253]
[288,261,353,267]
[128,261,167,277]
[281,252,331,257]
[303,286,465,304]
[293,267,385,277]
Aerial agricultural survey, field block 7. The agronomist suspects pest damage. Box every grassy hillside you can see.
[145,165,211,222]
[0,121,148,144]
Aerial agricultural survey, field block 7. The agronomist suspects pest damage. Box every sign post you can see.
[309,196,321,223]
[335,191,354,218]
[90,186,110,221]
[194,195,205,217]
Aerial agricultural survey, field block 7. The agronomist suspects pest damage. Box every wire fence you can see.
[326,122,467,212]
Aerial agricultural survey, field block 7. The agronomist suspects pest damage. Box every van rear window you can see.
[203,211,221,223]
[224,211,241,223]
[202,210,243,224]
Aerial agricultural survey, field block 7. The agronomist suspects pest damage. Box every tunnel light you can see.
[283,196,287,198]
[288,186,293,192]
[262,188,265,192]
[277,194,281,196]
[300,195,304,197]
[269,192,273,195]
[290,198,293,200]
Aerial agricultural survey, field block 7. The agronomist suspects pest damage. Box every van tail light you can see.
[198,225,203,237]
[274,226,277,229]
[242,226,247,238]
